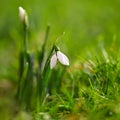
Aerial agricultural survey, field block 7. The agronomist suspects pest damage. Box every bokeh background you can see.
[0,0,120,80]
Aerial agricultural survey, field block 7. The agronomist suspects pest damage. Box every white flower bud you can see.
[57,51,69,66]
[19,6,25,22]
[50,54,57,69]
[50,51,70,69]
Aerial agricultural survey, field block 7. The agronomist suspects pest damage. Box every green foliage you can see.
[16,8,70,114]
[1,0,120,120]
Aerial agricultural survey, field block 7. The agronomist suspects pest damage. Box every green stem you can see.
[43,46,54,72]
[38,25,50,69]
[23,23,28,54]
[37,25,51,105]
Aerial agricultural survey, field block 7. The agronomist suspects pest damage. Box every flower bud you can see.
[19,6,29,28]
[57,51,69,66]
[19,6,25,22]
[50,50,70,69]
[50,54,57,69]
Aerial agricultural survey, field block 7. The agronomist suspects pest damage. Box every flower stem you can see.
[23,23,28,54]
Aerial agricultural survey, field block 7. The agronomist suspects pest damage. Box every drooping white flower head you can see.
[57,51,69,66]
[50,51,69,69]
[19,6,25,22]
[50,54,57,69]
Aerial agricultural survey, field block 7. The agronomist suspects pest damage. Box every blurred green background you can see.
[0,0,120,80]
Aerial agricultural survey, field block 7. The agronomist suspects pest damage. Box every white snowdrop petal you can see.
[57,51,69,66]
[50,54,57,69]
[19,6,25,22]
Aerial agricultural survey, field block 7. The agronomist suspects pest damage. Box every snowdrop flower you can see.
[19,6,25,22]
[50,51,70,69]
[19,6,28,27]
